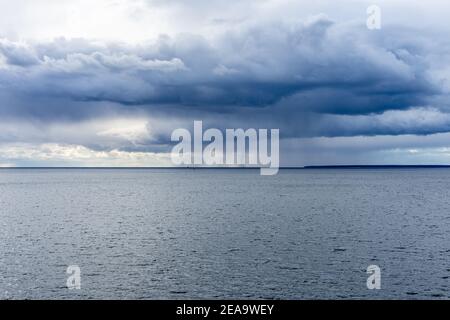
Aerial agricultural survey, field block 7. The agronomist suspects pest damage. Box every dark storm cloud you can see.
[0,16,440,120]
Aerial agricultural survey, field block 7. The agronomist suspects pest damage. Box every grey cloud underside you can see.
[0,16,449,140]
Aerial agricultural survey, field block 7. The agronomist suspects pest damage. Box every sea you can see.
[0,168,449,299]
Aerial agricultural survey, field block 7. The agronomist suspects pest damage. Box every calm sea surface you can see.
[0,169,449,299]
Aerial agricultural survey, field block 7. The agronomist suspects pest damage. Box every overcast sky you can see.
[1,0,450,166]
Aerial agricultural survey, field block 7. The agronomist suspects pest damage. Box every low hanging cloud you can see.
[0,142,172,167]
[0,15,442,117]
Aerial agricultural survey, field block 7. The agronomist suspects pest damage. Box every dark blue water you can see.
[0,169,449,299]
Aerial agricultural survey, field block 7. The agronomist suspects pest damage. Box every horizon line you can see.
[2,165,450,169]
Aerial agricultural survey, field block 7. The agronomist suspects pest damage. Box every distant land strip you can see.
[2,165,450,169]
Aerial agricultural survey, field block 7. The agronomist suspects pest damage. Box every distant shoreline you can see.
[2,165,450,170]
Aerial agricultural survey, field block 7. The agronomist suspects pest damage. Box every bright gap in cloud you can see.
[0,143,172,167]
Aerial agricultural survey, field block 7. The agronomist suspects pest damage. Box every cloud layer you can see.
[0,16,440,114]
[1,0,450,166]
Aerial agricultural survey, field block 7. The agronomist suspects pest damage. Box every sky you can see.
[1,0,450,167]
